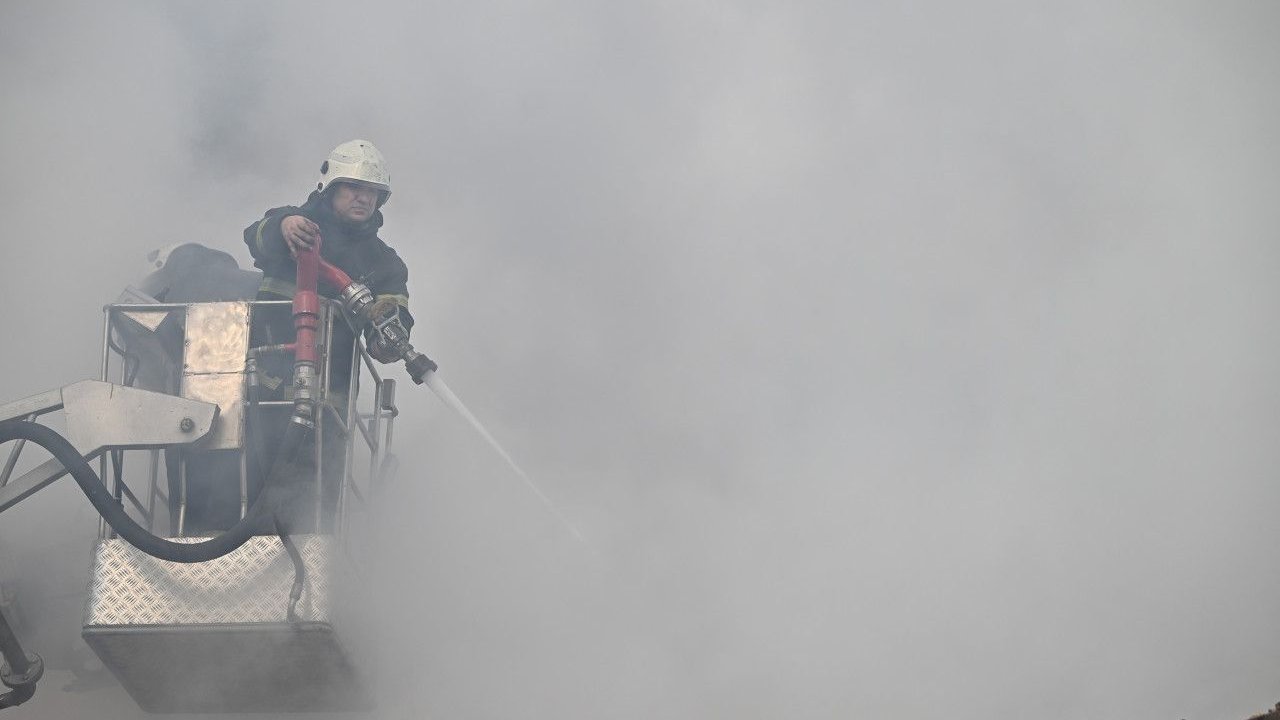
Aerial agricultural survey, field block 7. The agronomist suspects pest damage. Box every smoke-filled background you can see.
[2,1,1279,718]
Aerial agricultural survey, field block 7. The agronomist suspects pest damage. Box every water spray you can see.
[422,371,594,550]
[314,253,594,551]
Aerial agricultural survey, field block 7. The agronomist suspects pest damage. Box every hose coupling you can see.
[0,653,42,692]
[340,282,376,321]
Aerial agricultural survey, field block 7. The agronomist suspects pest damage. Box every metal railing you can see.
[92,299,399,541]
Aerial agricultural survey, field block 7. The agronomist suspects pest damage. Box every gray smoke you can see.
[2,1,1279,718]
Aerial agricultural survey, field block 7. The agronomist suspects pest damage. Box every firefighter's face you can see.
[329,182,379,222]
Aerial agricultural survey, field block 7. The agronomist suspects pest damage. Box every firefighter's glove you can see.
[365,329,401,364]
[364,297,408,364]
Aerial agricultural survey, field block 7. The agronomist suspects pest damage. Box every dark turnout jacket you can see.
[243,190,413,328]
[243,191,414,395]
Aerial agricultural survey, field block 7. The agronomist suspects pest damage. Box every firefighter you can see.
[242,139,413,402]
[244,138,413,368]
[167,140,417,534]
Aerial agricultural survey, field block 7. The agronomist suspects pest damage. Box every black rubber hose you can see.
[277,515,306,623]
[0,682,34,710]
[245,384,271,497]
[0,419,307,564]
[246,391,310,619]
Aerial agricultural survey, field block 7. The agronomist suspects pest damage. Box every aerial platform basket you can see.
[22,293,404,713]
[0,245,407,713]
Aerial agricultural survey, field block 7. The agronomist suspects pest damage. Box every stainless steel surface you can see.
[183,302,251,374]
[84,535,332,626]
[239,449,248,519]
[180,374,246,450]
[180,302,250,450]
[110,301,288,311]
[119,306,169,333]
[0,452,101,514]
[108,306,181,394]
[82,535,367,713]
[0,388,64,423]
[61,380,219,454]
[114,286,169,332]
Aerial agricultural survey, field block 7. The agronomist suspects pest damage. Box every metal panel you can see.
[115,285,170,332]
[62,381,218,453]
[179,374,245,451]
[81,535,369,713]
[0,388,63,424]
[180,302,250,449]
[110,293,180,393]
[82,624,369,713]
[84,536,330,626]
[181,302,251,374]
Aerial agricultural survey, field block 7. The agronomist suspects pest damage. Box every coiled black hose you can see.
[0,419,306,564]
[0,417,315,710]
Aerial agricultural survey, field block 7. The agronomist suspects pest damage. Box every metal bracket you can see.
[61,381,218,453]
[0,390,64,425]
[0,381,218,515]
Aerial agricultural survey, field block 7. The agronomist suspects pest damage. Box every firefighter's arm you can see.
[244,205,305,262]
[365,250,414,364]
[343,276,434,381]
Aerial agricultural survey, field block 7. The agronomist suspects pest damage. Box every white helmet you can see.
[317,139,391,205]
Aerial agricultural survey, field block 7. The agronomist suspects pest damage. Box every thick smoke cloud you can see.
[2,1,1279,718]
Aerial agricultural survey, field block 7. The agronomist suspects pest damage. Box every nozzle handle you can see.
[405,354,437,384]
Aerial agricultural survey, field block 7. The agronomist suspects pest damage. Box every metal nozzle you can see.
[404,353,437,384]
